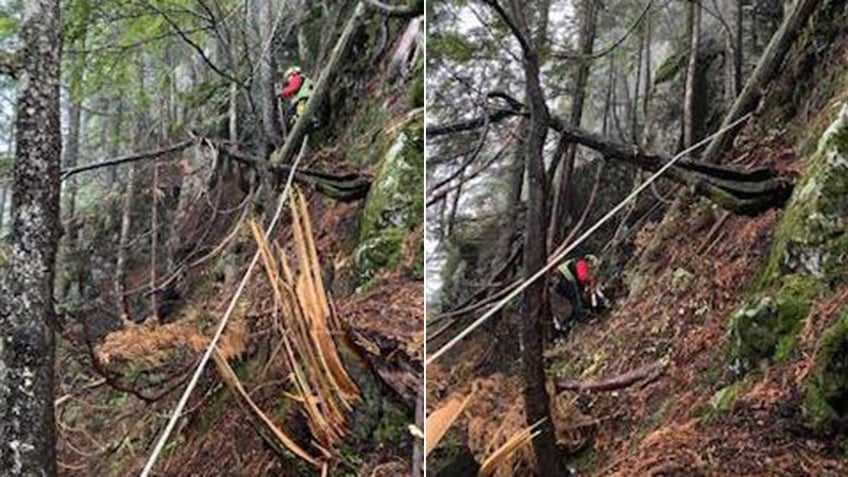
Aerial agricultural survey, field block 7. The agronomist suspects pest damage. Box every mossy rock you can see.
[758,103,848,289]
[354,116,424,286]
[653,52,687,86]
[728,274,822,372]
[804,308,848,434]
[729,103,848,372]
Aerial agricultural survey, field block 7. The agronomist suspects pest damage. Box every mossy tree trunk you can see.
[0,0,62,474]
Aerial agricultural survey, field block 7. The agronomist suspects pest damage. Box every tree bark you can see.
[107,97,124,187]
[504,0,563,472]
[256,0,282,154]
[495,124,525,268]
[115,58,147,324]
[0,0,62,474]
[58,41,85,303]
[0,184,7,234]
[684,0,702,149]
[150,161,159,323]
[549,0,597,248]
[701,0,819,163]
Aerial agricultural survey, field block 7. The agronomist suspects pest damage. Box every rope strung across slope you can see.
[425,113,753,366]
[139,136,310,477]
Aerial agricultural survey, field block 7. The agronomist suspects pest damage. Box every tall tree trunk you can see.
[150,162,159,322]
[702,0,819,163]
[115,58,147,324]
[257,0,281,155]
[58,43,86,302]
[684,0,702,149]
[108,97,124,187]
[0,0,62,474]
[115,164,137,323]
[496,124,526,266]
[507,0,562,473]
[0,184,7,235]
[549,0,597,248]
[229,82,239,141]
[58,99,82,302]
[725,0,743,101]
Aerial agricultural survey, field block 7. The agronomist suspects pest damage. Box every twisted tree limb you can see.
[427,97,793,215]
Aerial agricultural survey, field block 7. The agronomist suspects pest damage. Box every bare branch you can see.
[363,0,423,18]
[552,0,653,61]
[60,140,197,180]
[555,361,666,393]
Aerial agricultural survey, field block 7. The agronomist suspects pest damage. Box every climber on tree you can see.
[280,65,314,128]
[553,255,606,329]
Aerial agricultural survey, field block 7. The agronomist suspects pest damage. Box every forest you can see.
[0,0,424,476]
[426,0,848,475]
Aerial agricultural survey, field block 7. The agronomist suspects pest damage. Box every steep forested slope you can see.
[426,0,848,475]
[0,1,423,476]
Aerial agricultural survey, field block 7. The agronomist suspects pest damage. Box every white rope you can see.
[140,135,310,476]
[426,113,753,366]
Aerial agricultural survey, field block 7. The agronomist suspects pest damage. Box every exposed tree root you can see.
[555,360,666,393]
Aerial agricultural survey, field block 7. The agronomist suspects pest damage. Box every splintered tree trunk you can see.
[0,0,62,474]
[701,0,819,163]
[507,0,562,473]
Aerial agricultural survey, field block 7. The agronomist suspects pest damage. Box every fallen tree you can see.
[59,138,371,202]
[427,94,793,215]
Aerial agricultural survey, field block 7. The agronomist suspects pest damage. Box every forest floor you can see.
[55,144,422,476]
[426,134,848,476]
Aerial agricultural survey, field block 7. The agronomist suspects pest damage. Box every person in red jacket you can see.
[280,65,313,127]
[553,255,604,329]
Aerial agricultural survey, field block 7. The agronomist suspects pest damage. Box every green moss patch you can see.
[354,117,424,287]
[757,103,848,290]
[730,103,848,372]
[804,308,848,434]
[729,275,822,372]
